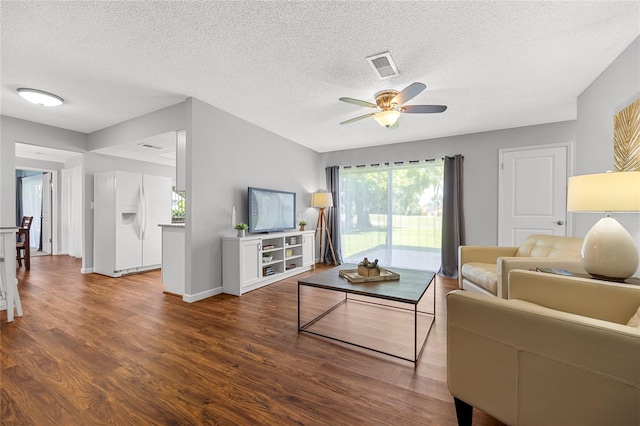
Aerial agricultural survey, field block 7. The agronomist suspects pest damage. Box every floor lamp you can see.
[311,192,337,266]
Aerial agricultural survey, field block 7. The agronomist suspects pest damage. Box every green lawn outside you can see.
[341,214,442,258]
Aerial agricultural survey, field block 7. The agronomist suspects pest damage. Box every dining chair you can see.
[16,216,33,270]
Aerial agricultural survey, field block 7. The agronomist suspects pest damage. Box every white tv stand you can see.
[222,230,315,296]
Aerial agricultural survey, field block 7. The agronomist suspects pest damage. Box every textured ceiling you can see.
[2,1,639,154]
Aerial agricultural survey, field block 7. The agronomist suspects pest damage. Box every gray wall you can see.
[321,121,577,246]
[0,129,13,226]
[185,98,323,297]
[576,35,639,275]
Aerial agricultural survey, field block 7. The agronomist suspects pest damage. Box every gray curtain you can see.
[438,155,465,278]
[324,166,343,265]
[16,176,23,226]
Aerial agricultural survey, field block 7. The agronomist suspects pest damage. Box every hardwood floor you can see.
[2,256,504,425]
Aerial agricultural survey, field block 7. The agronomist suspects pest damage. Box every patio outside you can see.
[341,213,442,272]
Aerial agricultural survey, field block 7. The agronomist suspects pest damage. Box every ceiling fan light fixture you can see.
[17,88,64,107]
[374,110,401,128]
[339,82,446,128]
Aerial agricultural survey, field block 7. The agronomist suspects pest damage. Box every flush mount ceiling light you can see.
[17,88,64,107]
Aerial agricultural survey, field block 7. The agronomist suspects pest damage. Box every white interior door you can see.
[41,172,52,254]
[498,144,571,246]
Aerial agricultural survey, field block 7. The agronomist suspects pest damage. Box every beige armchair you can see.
[447,270,640,426]
[458,234,585,298]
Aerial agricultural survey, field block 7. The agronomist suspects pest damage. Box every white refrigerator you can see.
[94,171,172,277]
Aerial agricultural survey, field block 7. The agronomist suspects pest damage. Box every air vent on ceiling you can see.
[366,51,399,80]
[138,143,164,150]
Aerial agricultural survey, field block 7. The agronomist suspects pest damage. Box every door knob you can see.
[555,220,564,225]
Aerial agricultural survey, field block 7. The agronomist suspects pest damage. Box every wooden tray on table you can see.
[339,268,400,283]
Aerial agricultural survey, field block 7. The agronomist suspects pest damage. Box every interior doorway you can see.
[16,169,56,257]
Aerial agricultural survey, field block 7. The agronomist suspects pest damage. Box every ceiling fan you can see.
[339,82,447,129]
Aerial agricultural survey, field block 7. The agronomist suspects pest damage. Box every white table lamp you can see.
[567,171,640,281]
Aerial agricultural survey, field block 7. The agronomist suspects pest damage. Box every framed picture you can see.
[614,98,640,171]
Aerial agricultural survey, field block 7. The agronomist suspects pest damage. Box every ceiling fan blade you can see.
[339,97,378,108]
[392,82,426,105]
[339,112,376,125]
[402,105,448,114]
[388,120,400,130]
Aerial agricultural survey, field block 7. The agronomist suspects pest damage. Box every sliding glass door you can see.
[339,161,444,271]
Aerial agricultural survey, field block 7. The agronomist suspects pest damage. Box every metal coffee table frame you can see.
[298,265,436,364]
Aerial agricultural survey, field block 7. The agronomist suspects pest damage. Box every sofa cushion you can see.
[515,234,583,258]
[461,262,497,295]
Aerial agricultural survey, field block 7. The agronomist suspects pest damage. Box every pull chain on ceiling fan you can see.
[339,82,447,129]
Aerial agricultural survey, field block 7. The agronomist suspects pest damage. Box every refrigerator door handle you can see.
[138,184,144,240]
[141,184,147,240]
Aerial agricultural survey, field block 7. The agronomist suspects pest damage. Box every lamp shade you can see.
[373,110,401,128]
[311,192,333,208]
[567,171,640,212]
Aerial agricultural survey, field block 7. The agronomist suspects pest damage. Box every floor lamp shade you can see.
[567,171,640,280]
[311,192,333,208]
[311,192,337,265]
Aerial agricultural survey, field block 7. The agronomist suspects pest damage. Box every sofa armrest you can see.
[508,269,640,324]
[447,290,640,426]
[458,246,518,288]
[496,257,585,299]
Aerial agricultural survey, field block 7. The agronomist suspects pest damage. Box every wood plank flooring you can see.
[2,256,504,425]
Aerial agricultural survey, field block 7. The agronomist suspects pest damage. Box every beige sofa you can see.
[448,269,640,426]
[458,234,584,299]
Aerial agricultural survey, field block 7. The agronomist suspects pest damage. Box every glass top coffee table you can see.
[298,264,436,364]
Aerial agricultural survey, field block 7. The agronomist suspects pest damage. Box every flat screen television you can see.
[248,187,296,233]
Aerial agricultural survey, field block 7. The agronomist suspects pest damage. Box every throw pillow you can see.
[627,306,640,328]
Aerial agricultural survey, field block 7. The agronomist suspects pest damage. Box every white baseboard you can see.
[81,268,93,274]
[182,286,222,303]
